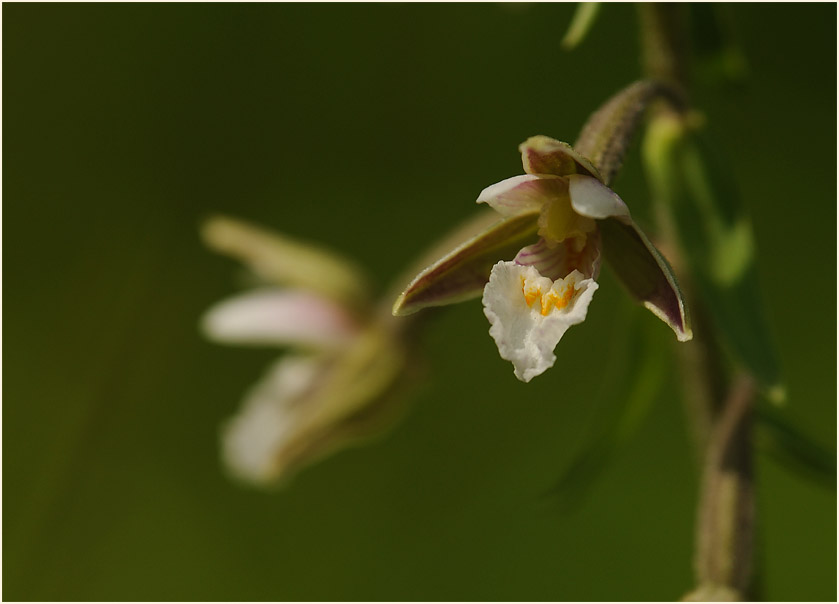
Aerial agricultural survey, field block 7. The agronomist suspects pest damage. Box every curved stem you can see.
[574,79,684,185]
[636,4,758,599]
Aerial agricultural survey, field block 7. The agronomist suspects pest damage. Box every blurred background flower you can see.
[201,216,417,486]
[4,3,835,600]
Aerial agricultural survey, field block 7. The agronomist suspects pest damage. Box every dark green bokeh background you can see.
[4,3,836,601]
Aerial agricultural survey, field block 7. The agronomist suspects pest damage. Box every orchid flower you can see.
[394,135,691,382]
[202,216,411,486]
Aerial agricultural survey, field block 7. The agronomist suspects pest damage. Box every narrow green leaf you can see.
[756,405,836,487]
[642,115,783,395]
[689,4,750,86]
[561,3,602,50]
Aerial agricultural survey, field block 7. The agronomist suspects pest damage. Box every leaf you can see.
[642,115,783,396]
[756,405,836,487]
[561,3,602,50]
[689,4,750,87]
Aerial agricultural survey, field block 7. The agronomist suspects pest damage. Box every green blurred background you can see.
[4,3,836,601]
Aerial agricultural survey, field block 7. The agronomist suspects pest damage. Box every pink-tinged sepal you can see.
[393,212,539,316]
[600,217,692,342]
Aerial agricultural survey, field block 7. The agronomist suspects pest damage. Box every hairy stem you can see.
[684,375,756,601]
[638,3,690,91]
[637,3,757,599]
[574,79,684,185]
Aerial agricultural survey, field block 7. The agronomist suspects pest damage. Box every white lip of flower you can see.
[483,263,598,382]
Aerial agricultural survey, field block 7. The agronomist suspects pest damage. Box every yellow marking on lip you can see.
[521,277,576,316]
[521,276,543,307]
[540,292,553,315]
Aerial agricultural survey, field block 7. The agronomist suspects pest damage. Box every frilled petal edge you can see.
[482,261,599,382]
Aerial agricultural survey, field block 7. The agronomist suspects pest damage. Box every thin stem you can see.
[684,374,756,601]
[638,3,689,91]
[574,79,684,185]
[637,3,758,599]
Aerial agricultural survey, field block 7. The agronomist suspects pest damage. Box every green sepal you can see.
[201,215,371,310]
[392,211,539,316]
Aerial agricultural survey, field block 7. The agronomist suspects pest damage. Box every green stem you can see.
[684,375,756,601]
[637,3,757,599]
[574,79,684,185]
[638,3,690,91]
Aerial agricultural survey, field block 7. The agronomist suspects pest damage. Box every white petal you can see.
[202,288,360,349]
[477,174,567,216]
[482,261,599,382]
[567,174,630,219]
[220,355,322,484]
